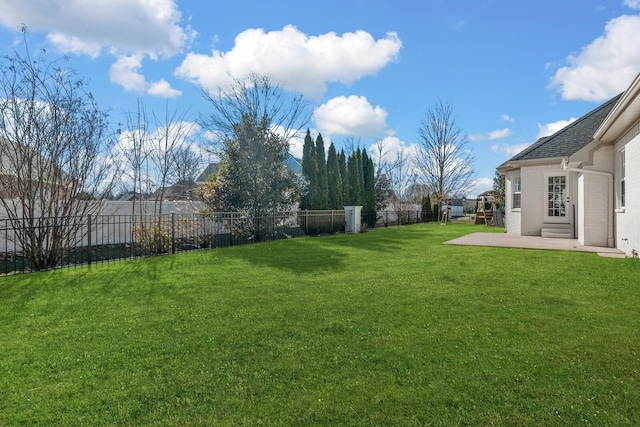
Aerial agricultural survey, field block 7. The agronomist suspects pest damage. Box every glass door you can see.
[546,175,568,222]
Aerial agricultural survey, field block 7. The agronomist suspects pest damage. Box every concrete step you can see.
[541,224,574,239]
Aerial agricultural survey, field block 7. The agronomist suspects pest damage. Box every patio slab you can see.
[445,232,626,258]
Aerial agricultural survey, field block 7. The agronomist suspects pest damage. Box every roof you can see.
[499,93,622,169]
[196,163,219,183]
[196,154,302,183]
[594,72,640,144]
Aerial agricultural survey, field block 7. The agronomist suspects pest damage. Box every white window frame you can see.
[512,174,521,210]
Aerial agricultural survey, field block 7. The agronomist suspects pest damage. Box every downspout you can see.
[560,159,614,248]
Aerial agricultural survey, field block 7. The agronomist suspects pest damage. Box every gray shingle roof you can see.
[501,93,622,165]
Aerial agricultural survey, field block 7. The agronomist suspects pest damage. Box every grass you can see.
[1,223,639,426]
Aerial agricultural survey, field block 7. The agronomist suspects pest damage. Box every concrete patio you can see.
[445,232,626,258]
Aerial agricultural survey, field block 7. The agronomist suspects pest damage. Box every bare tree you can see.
[388,144,418,205]
[119,101,197,213]
[201,72,311,154]
[149,105,196,215]
[171,145,201,184]
[0,30,115,270]
[414,99,475,211]
[120,100,151,213]
[371,139,417,209]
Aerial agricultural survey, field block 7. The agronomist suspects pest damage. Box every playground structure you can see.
[475,190,503,226]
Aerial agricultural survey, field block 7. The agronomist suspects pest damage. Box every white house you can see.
[497,72,640,256]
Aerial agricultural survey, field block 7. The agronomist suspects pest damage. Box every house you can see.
[196,154,303,184]
[497,72,640,256]
[0,137,71,199]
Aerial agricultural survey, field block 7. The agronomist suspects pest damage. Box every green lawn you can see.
[1,223,639,426]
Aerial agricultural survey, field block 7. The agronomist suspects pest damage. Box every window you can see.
[512,175,521,209]
[620,149,626,208]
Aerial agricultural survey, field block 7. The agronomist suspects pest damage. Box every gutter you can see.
[560,159,614,248]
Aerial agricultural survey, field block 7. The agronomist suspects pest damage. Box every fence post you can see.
[171,212,176,254]
[87,214,92,265]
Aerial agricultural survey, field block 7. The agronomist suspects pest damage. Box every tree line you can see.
[0,30,476,269]
[299,130,382,224]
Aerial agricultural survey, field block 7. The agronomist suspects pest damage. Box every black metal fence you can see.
[0,209,427,274]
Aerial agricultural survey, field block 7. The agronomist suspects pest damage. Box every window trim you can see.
[512,174,521,210]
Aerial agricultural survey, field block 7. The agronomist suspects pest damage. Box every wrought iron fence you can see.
[0,209,426,275]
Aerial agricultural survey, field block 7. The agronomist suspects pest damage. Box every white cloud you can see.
[272,127,328,160]
[112,120,212,189]
[175,25,402,97]
[624,0,640,9]
[491,142,532,158]
[110,54,181,98]
[313,95,390,137]
[0,0,193,58]
[148,79,182,98]
[47,32,103,58]
[489,117,577,159]
[0,0,193,95]
[367,136,419,165]
[550,15,640,101]
[110,54,147,92]
[469,127,512,141]
[469,177,494,198]
[487,128,513,140]
[536,118,577,139]
[502,114,515,123]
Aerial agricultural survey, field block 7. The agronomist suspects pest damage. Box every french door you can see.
[546,175,569,223]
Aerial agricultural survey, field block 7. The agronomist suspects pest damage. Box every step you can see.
[541,224,574,239]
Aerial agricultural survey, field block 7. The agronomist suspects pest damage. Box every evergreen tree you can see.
[314,134,329,209]
[362,149,375,209]
[326,143,343,209]
[338,149,348,206]
[375,169,390,211]
[346,152,361,205]
[421,194,433,222]
[362,149,377,227]
[199,114,303,239]
[356,148,365,203]
[300,129,316,209]
[493,170,505,205]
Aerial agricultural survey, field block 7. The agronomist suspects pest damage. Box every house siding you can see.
[519,164,569,236]
[504,171,521,234]
[615,122,640,255]
[578,147,613,247]
[578,173,609,246]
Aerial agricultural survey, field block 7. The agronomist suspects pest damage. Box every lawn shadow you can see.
[198,237,348,274]
[318,224,434,252]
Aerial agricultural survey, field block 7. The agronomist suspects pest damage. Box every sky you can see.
[1,0,640,197]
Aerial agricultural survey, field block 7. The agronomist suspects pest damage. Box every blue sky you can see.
[1,0,640,196]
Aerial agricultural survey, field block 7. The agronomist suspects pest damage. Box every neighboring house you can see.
[196,163,220,184]
[0,137,70,199]
[196,154,302,184]
[497,72,640,256]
